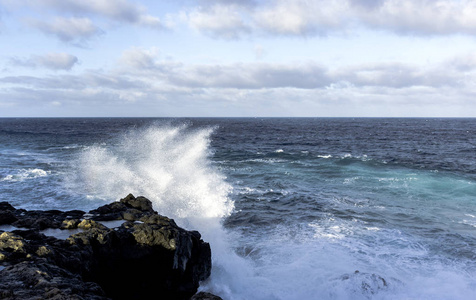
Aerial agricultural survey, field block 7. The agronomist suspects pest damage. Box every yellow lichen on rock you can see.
[36,246,51,257]
[0,232,26,253]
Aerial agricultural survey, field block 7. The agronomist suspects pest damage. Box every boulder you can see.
[0,195,217,300]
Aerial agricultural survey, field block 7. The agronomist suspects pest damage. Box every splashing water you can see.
[72,124,257,298]
[76,124,234,220]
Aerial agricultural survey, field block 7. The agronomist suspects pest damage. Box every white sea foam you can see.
[236,186,289,196]
[1,168,50,182]
[242,158,286,164]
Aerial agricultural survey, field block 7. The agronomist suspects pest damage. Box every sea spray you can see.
[75,124,233,219]
[71,124,260,298]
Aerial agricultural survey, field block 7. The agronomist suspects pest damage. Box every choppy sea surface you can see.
[1,118,476,300]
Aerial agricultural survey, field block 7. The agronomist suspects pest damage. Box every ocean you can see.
[1,118,475,300]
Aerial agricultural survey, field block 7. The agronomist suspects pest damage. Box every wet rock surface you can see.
[338,270,394,297]
[0,194,216,300]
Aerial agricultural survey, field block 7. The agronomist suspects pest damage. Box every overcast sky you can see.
[1,0,476,117]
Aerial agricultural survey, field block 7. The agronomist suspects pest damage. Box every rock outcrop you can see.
[0,194,218,300]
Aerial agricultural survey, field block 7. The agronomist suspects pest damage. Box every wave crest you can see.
[1,168,50,182]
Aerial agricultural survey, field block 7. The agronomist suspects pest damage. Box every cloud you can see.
[349,0,386,9]
[447,53,476,72]
[119,47,160,69]
[356,0,476,35]
[116,47,332,88]
[0,71,144,91]
[45,0,145,22]
[137,14,161,28]
[198,0,258,7]
[29,0,163,29]
[10,53,79,70]
[187,4,251,39]
[116,47,460,90]
[333,63,458,89]
[180,0,476,38]
[164,63,332,89]
[4,47,471,95]
[254,0,348,36]
[2,50,476,117]
[30,17,102,43]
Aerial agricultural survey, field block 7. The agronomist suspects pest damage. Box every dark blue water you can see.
[1,118,476,299]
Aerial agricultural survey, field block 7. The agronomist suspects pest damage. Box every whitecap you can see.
[1,168,50,182]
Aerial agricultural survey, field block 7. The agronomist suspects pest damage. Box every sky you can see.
[1,0,476,117]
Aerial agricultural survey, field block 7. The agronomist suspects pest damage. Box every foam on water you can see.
[1,168,50,182]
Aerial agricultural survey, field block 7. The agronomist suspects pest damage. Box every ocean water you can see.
[1,118,476,300]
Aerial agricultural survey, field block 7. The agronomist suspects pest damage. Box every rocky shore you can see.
[0,194,222,300]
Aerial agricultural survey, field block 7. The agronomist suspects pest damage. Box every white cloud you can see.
[186,4,251,39]
[31,0,162,28]
[30,17,102,43]
[37,53,78,70]
[2,48,476,117]
[10,53,79,70]
[198,0,258,7]
[119,47,160,69]
[51,0,143,22]
[180,0,476,38]
[254,0,348,36]
[447,53,476,71]
[164,62,332,89]
[138,14,161,28]
[333,62,458,89]
[117,52,462,90]
[357,0,476,35]
[349,0,386,9]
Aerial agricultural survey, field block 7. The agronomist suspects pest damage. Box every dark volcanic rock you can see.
[0,260,108,300]
[191,292,224,300]
[0,195,214,300]
[88,193,156,221]
[6,206,86,230]
[339,270,390,296]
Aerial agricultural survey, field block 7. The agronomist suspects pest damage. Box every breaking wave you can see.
[74,124,234,220]
[70,124,257,298]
